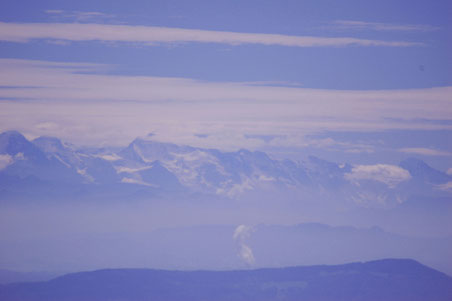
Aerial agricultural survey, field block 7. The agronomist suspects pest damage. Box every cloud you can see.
[44,10,116,23]
[1,59,452,148]
[437,181,452,192]
[120,177,156,187]
[301,137,375,154]
[0,21,422,47]
[447,168,452,176]
[333,20,440,32]
[45,10,64,15]
[0,154,13,170]
[345,164,411,187]
[233,225,255,265]
[0,153,26,170]
[398,147,452,157]
[1,58,451,106]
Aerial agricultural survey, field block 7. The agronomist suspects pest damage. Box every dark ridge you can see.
[1,259,451,301]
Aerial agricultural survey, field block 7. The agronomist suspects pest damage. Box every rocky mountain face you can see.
[1,130,451,207]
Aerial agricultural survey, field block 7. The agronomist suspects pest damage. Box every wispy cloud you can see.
[398,147,452,156]
[44,10,116,23]
[437,181,452,192]
[1,59,451,105]
[333,20,440,32]
[0,59,451,148]
[45,10,64,14]
[301,137,375,154]
[0,21,422,47]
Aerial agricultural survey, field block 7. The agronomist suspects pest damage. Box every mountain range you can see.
[1,131,452,286]
[1,130,451,208]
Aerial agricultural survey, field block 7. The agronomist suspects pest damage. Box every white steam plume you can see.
[233,225,255,265]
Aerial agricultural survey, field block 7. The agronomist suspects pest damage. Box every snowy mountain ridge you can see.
[0,131,451,206]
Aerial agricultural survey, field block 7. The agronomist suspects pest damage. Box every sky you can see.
[0,0,451,169]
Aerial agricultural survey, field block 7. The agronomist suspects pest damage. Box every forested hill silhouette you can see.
[1,259,451,301]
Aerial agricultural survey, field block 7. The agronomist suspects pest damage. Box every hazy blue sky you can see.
[0,0,451,168]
